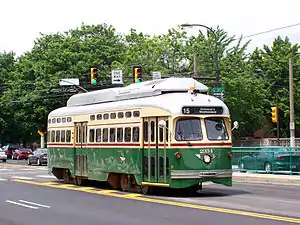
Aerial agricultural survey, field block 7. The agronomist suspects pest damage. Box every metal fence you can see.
[232,146,300,175]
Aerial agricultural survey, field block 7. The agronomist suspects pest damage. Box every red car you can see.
[12,148,33,160]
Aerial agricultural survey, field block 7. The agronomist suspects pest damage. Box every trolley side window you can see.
[66,130,71,142]
[132,127,139,142]
[103,128,108,142]
[205,117,229,140]
[175,118,202,141]
[117,128,123,142]
[51,130,55,142]
[110,128,116,142]
[89,129,95,142]
[61,130,66,142]
[124,127,131,142]
[56,130,61,142]
[96,128,101,142]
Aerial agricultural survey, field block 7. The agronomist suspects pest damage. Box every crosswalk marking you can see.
[35,175,56,179]
[11,176,34,180]
[36,168,48,170]
[6,200,39,209]
[0,166,54,182]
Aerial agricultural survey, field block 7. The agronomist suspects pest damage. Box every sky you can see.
[1,0,300,56]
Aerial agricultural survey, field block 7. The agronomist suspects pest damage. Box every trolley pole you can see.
[289,56,295,147]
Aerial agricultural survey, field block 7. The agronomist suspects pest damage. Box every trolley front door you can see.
[74,122,88,177]
[143,117,169,184]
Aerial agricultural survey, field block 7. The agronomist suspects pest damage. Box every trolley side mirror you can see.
[231,121,239,131]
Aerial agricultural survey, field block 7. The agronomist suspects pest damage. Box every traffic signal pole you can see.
[289,56,295,147]
[276,92,279,146]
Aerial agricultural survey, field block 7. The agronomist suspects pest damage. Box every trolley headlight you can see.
[203,154,211,164]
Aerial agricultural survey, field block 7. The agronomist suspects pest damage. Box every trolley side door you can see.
[142,117,169,184]
[74,122,88,177]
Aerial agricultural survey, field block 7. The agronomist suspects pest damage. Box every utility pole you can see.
[193,54,199,77]
[276,92,279,146]
[289,56,295,147]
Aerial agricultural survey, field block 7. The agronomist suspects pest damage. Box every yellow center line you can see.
[123,193,143,198]
[11,179,300,223]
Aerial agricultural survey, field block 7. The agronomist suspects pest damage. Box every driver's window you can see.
[205,117,229,140]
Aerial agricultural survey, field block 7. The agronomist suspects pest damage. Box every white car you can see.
[0,151,7,162]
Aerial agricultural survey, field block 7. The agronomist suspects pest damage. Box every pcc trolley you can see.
[47,77,236,194]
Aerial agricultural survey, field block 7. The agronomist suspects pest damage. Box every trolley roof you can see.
[67,77,209,107]
[49,78,230,117]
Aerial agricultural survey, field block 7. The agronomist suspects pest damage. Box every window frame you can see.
[175,117,203,141]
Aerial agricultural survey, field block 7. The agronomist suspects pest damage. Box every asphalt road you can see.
[0,160,299,225]
[3,158,28,166]
[0,181,296,225]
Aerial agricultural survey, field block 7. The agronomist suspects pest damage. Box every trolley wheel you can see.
[120,174,129,192]
[140,185,150,195]
[75,176,84,186]
[63,169,71,184]
[199,182,203,191]
[183,184,199,196]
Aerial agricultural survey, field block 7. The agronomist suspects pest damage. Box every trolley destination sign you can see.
[182,106,223,115]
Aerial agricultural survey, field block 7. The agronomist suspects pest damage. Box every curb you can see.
[233,172,300,186]
[0,164,45,169]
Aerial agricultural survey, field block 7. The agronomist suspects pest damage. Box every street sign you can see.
[212,87,224,93]
[59,78,80,86]
[212,92,225,97]
[212,92,225,101]
[152,71,161,80]
[111,70,123,84]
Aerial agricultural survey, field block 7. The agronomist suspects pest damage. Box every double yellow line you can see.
[12,179,300,224]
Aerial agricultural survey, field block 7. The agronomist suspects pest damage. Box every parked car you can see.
[238,148,300,173]
[27,148,47,165]
[3,144,20,159]
[0,150,7,162]
[12,148,33,160]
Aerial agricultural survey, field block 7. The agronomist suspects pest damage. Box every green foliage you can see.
[248,36,300,137]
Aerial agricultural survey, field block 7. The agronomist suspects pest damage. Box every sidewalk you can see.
[232,168,300,186]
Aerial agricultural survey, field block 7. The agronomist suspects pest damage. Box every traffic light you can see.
[90,67,98,85]
[133,66,142,83]
[271,106,278,123]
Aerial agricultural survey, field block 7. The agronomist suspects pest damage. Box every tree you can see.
[248,36,300,137]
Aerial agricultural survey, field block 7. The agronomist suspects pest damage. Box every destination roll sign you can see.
[182,106,223,115]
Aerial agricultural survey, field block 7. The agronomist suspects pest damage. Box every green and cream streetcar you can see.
[47,77,237,194]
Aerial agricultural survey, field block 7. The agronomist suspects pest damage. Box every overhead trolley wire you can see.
[235,22,300,40]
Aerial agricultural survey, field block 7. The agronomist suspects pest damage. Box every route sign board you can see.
[111,70,123,84]
[152,71,161,80]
